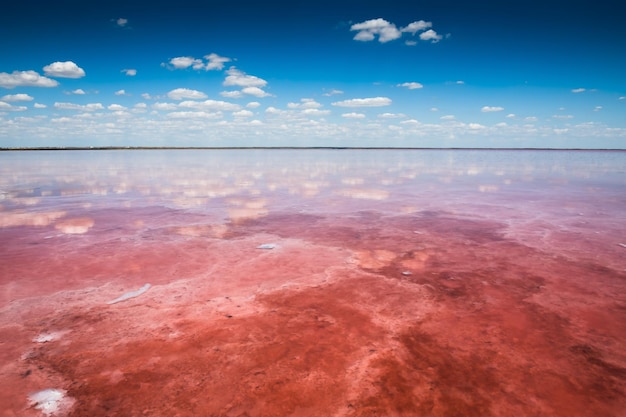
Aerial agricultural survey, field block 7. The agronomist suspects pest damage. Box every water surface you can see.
[1,149,625,416]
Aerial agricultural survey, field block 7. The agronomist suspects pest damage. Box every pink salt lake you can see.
[0,149,625,416]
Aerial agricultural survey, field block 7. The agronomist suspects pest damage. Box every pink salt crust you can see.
[0,150,625,416]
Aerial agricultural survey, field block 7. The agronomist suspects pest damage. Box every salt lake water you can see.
[1,149,625,416]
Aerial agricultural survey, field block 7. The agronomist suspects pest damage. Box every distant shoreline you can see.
[1,147,625,152]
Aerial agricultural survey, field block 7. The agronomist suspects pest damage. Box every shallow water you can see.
[1,149,625,416]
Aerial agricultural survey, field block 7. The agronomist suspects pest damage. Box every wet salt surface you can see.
[1,149,625,416]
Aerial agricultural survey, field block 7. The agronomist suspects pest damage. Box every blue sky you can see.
[1,0,625,148]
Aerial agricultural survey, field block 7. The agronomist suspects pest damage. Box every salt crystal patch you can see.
[257,243,276,249]
[28,388,75,416]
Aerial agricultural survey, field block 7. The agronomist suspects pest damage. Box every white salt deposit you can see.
[257,243,276,249]
[28,388,74,416]
[32,330,69,343]
[107,283,151,305]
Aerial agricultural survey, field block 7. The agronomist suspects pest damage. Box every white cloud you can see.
[223,68,267,88]
[552,114,574,119]
[1,93,33,102]
[233,109,254,118]
[141,93,152,100]
[525,116,538,122]
[34,103,47,108]
[405,40,417,46]
[166,111,223,119]
[419,29,442,42]
[122,69,137,76]
[481,106,504,112]
[440,115,456,120]
[108,104,127,111]
[54,102,104,111]
[506,113,516,119]
[205,53,231,71]
[468,123,485,129]
[167,88,208,100]
[0,101,27,112]
[401,20,432,34]
[152,102,178,111]
[332,97,392,107]
[572,88,586,93]
[378,112,405,118]
[342,112,366,119]
[246,101,261,108]
[178,99,241,112]
[43,61,86,78]
[115,89,127,96]
[288,98,322,109]
[594,106,603,111]
[167,56,204,70]
[302,108,330,116]
[0,70,59,88]
[116,18,128,27]
[323,89,344,96]
[456,80,465,85]
[221,91,243,99]
[398,82,423,90]
[430,107,439,112]
[351,18,402,43]
[241,86,271,97]
[71,89,85,95]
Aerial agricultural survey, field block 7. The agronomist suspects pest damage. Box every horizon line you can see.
[1,146,626,152]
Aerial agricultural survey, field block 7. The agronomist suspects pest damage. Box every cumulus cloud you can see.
[378,112,405,118]
[115,89,127,96]
[221,91,243,99]
[223,68,267,88]
[205,53,231,70]
[571,88,586,93]
[0,70,59,88]
[332,97,392,107]
[351,18,402,43]
[419,29,443,42]
[440,115,456,120]
[481,106,504,112]
[34,103,47,108]
[108,104,127,111]
[246,101,261,108]
[398,82,423,90]
[166,111,223,119]
[178,99,241,112]
[122,69,137,76]
[351,18,444,44]
[54,102,104,111]
[167,56,204,70]
[167,88,208,100]
[241,86,271,97]
[302,108,330,116]
[115,18,128,27]
[287,98,322,109]
[152,102,178,111]
[401,20,432,34]
[43,61,86,78]
[1,93,33,101]
[71,89,85,95]
[0,101,27,111]
[165,54,231,71]
[342,112,366,119]
[233,109,254,118]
